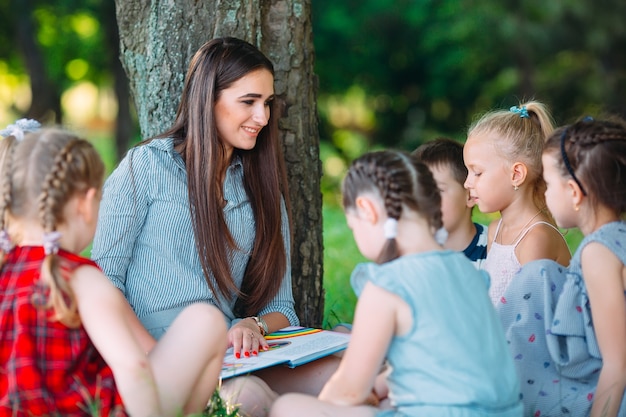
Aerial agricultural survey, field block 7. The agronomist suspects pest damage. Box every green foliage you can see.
[313,0,626,191]
[202,389,241,417]
[32,3,108,87]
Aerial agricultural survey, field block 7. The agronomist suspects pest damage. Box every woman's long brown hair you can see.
[146,37,291,315]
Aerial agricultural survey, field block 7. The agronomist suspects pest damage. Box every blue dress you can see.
[351,250,522,417]
[498,221,626,416]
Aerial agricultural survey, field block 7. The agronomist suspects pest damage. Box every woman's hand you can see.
[228,318,269,359]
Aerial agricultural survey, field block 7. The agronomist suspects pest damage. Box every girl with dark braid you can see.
[499,117,626,417]
[0,122,226,417]
[270,150,522,417]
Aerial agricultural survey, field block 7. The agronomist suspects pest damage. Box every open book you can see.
[220,326,350,380]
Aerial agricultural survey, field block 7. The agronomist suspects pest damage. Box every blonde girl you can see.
[463,101,571,305]
[0,122,226,417]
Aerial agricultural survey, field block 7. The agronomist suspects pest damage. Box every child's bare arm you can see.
[318,282,396,406]
[71,265,162,417]
[583,243,626,417]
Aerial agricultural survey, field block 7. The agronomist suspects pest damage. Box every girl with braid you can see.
[499,117,626,417]
[0,122,226,417]
[270,150,522,417]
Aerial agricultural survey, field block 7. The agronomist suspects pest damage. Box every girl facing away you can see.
[463,101,571,305]
[499,117,626,417]
[0,122,226,417]
[270,150,523,417]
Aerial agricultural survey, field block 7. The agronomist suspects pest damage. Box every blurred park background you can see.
[1,0,624,326]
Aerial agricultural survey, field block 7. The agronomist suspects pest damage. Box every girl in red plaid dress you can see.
[0,122,227,417]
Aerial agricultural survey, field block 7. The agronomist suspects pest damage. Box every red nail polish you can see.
[253,351,258,356]
[244,351,250,357]
[235,352,241,359]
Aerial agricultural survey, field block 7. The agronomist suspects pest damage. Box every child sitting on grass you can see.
[0,121,226,417]
[270,150,522,417]
[463,101,571,305]
[413,137,488,268]
[499,117,626,416]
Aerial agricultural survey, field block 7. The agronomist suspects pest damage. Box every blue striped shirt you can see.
[91,138,298,337]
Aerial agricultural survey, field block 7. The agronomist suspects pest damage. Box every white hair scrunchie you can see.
[0,229,12,253]
[43,231,62,255]
[383,218,398,239]
[0,118,41,141]
[434,227,448,246]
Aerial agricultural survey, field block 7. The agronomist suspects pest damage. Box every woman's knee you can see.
[220,376,278,417]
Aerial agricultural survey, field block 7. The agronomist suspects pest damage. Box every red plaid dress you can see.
[0,246,126,417]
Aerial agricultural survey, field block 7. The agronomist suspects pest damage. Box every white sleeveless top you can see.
[483,220,563,305]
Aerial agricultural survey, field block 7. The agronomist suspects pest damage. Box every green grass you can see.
[322,203,364,328]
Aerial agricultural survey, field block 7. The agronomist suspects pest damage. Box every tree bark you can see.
[114,0,324,327]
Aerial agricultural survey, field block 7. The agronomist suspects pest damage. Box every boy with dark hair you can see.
[413,137,488,268]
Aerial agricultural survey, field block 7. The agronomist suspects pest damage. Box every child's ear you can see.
[77,188,99,224]
[568,179,585,210]
[510,162,528,188]
[355,196,380,225]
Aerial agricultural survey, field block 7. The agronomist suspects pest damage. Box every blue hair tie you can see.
[510,106,529,119]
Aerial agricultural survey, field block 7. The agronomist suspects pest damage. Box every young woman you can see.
[91,37,337,416]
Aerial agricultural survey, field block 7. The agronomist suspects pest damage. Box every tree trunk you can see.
[114,0,324,327]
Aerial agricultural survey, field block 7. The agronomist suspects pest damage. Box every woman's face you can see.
[214,68,275,159]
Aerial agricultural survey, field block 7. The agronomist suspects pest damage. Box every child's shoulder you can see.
[577,221,626,264]
[56,250,101,282]
[350,251,478,294]
[517,221,571,265]
[59,249,99,269]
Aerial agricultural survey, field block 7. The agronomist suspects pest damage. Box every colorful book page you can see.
[264,326,322,340]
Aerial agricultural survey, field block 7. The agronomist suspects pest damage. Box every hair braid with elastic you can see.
[374,165,403,221]
[38,139,84,327]
[0,137,18,263]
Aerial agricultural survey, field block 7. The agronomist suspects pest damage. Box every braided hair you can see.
[0,128,105,327]
[342,150,442,264]
[544,117,626,218]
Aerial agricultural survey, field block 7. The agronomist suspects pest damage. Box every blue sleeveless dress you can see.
[498,221,626,416]
[351,250,522,417]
